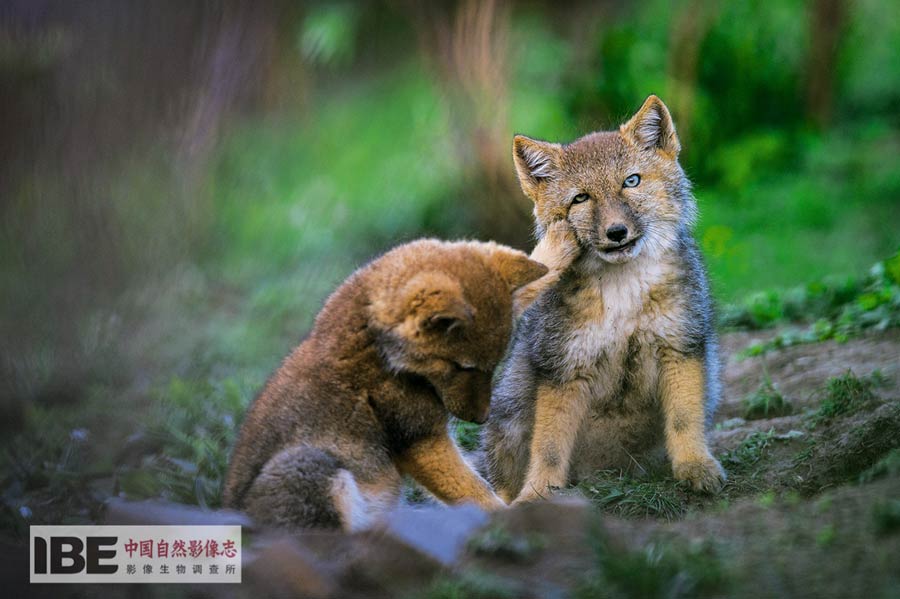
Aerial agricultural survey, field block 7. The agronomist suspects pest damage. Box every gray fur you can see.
[485,120,722,499]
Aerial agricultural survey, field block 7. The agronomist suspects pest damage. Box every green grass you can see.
[812,371,878,425]
[698,126,900,303]
[576,533,727,599]
[859,449,900,484]
[726,250,900,355]
[452,420,481,452]
[719,429,776,474]
[816,524,837,547]
[417,570,518,599]
[116,376,253,508]
[742,378,792,420]
[578,471,687,520]
[871,499,900,536]
[467,523,547,562]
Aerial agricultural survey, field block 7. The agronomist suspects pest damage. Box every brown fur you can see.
[223,239,547,530]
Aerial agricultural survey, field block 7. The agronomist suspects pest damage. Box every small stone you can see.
[70,428,89,443]
[721,417,747,430]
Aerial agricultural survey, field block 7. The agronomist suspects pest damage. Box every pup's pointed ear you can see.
[398,272,474,336]
[513,134,563,198]
[487,245,549,291]
[621,95,681,156]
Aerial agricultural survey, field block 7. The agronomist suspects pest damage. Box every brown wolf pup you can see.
[483,95,725,504]
[223,239,547,530]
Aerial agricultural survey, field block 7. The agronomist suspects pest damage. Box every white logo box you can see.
[30,525,241,583]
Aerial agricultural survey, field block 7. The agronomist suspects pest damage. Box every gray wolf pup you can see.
[483,95,725,503]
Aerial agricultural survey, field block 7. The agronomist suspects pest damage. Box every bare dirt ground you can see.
[719,327,900,416]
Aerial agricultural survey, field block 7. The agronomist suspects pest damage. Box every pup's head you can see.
[369,241,546,423]
[512,95,694,265]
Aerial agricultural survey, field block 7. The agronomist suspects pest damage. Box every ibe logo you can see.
[30,525,241,583]
[33,534,118,575]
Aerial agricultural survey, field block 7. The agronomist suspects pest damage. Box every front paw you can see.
[511,484,556,505]
[536,220,581,270]
[673,455,726,493]
[481,493,509,511]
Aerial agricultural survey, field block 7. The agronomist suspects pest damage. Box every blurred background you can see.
[1,0,898,529]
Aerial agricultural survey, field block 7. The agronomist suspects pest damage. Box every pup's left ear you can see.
[621,95,681,156]
[486,246,549,291]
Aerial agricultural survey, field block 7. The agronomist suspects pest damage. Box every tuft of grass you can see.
[742,377,792,420]
[815,524,836,546]
[812,370,877,424]
[576,534,727,599]
[814,495,834,513]
[402,479,431,505]
[757,490,776,508]
[579,471,686,521]
[452,419,481,452]
[720,429,776,474]
[859,448,900,484]
[871,499,900,536]
[467,523,547,562]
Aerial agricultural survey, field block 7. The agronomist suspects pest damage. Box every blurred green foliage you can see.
[859,448,900,484]
[299,4,360,68]
[119,377,252,508]
[730,252,900,355]
[192,0,900,302]
[576,533,727,599]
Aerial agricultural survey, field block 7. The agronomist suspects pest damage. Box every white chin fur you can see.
[596,239,643,264]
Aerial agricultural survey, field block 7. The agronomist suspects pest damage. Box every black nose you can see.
[606,224,628,242]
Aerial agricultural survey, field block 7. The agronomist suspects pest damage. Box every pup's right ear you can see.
[396,272,475,337]
[512,135,562,199]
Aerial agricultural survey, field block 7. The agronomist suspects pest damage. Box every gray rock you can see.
[104,497,254,528]
[376,502,490,565]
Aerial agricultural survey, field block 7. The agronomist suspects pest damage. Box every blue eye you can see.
[572,193,590,204]
[623,174,641,188]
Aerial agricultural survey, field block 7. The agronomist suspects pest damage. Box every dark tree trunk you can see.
[806,0,846,130]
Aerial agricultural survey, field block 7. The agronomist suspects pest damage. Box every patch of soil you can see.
[719,328,900,418]
[658,475,900,598]
[707,328,900,498]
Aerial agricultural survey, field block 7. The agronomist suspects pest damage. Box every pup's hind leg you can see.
[243,446,396,531]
